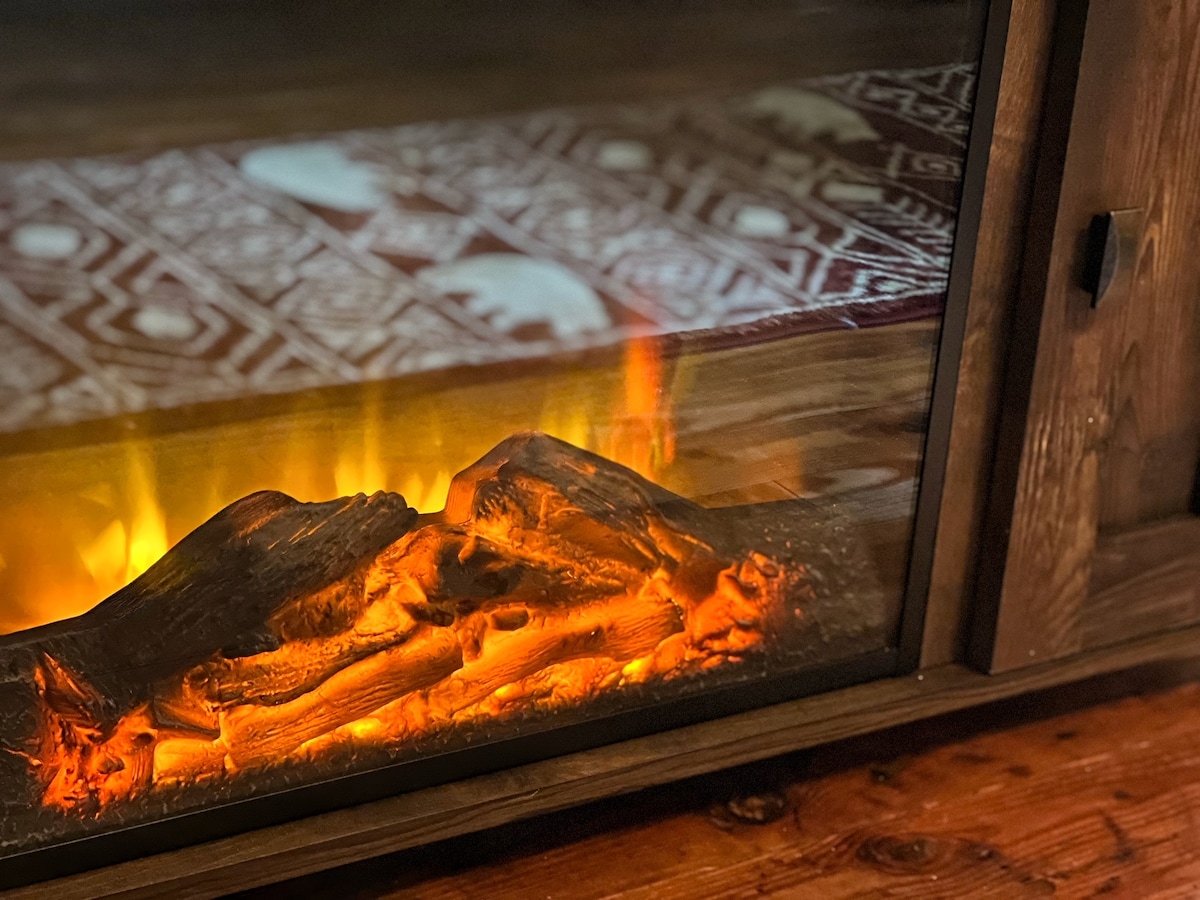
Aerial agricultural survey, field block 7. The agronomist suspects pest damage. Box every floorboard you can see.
[243,662,1200,898]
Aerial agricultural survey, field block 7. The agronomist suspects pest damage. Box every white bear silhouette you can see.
[418,254,610,339]
[240,142,384,213]
[745,87,880,144]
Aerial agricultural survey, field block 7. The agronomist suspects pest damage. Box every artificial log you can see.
[0,489,417,816]
[221,627,463,767]
[0,490,418,732]
[0,432,889,858]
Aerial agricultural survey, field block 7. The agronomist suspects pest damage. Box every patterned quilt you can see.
[0,63,975,434]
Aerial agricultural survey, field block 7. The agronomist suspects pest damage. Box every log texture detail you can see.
[0,433,888,850]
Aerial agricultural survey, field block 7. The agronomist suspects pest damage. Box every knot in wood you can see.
[719,789,788,825]
[856,834,947,873]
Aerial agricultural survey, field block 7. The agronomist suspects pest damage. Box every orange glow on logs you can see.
[31,551,790,811]
[23,434,805,816]
[35,655,157,814]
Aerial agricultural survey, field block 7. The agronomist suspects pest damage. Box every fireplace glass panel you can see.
[0,0,990,883]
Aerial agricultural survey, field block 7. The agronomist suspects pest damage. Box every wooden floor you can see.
[241,662,1200,898]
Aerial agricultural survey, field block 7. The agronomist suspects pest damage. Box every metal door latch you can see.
[1082,208,1143,308]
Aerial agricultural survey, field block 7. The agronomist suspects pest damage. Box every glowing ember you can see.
[12,434,815,816]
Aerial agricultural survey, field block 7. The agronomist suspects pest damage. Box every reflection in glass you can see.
[0,0,989,873]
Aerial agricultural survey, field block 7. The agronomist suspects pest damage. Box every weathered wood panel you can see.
[973,0,1200,672]
[1084,517,1200,648]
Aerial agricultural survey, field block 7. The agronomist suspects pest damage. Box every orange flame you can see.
[535,335,676,481]
[608,336,676,478]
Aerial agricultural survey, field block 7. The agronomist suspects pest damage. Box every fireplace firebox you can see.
[0,0,1017,890]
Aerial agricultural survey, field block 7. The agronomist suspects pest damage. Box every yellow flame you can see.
[400,470,453,514]
[74,444,170,599]
[123,445,170,583]
[531,337,678,481]
[9,338,684,632]
[79,521,127,590]
[539,404,592,451]
[334,448,387,498]
[334,390,388,497]
[278,399,330,503]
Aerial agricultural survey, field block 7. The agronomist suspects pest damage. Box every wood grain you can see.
[10,623,1200,899]
[920,0,1059,667]
[251,664,1200,900]
[1085,517,1200,649]
[974,0,1200,672]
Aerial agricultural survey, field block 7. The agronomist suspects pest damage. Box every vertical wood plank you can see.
[1095,4,1200,529]
[964,0,1096,670]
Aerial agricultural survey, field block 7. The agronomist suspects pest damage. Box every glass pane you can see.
[0,0,990,879]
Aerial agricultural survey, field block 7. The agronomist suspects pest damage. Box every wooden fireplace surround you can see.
[1,0,1198,895]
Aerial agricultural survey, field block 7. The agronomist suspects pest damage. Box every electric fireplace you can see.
[0,0,998,890]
